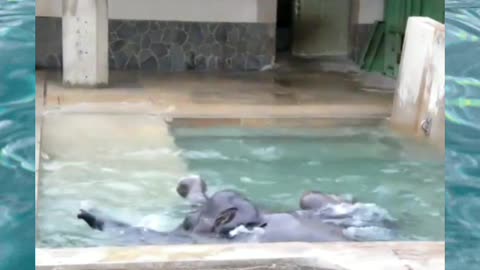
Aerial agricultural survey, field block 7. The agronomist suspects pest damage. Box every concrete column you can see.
[391,17,445,148]
[62,0,108,86]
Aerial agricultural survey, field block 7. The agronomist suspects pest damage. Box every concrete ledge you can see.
[391,17,445,149]
[36,242,444,270]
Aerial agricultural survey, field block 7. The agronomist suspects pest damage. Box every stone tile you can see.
[227,27,240,44]
[140,56,158,70]
[246,55,262,70]
[158,56,172,71]
[232,57,245,70]
[151,43,169,58]
[109,20,123,32]
[188,24,204,44]
[149,29,164,43]
[162,28,176,43]
[174,29,188,46]
[207,56,217,70]
[194,55,207,71]
[111,40,127,52]
[215,24,228,43]
[116,22,137,40]
[123,42,140,57]
[140,35,151,49]
[112,51,128,69]
[125,55,139,70]
[136,21,151,34]
[170,45,186,71]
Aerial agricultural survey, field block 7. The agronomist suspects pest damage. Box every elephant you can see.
[176,175,397,239]
[77,180,348,245]
[76,175,396,245]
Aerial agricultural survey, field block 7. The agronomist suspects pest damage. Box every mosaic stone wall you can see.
[36,17,276,71]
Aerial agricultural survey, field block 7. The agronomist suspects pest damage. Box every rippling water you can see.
[446,2,480,269]
[37,116,444,247]
[0,0,35,269]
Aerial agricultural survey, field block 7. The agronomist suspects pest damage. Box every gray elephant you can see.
[176,176,397,239]
[77,176,395,245]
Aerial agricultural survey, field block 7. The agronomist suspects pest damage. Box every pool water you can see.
[445,2,480,269]
[37,114,444,248]
[0,0,35,269]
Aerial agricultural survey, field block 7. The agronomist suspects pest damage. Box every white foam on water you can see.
[1,136,35,172]
[136,214,173,231]
[100,167,117,173]
[182,150,230,160]
[381,168,400,174]
[228,225,265,242]
[240,176,274,185]
[41,160,89,171]
[251,146,282,161]
[314,202,396,228]
[240,177,253,183]
[101,182,144,193]
[0,206,11,227]
[79,201,95,211]
[122,148,180,159]
[372,186,393,196]
[0,120,14,131]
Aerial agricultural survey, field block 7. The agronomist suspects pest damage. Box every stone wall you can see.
[36,17,275,71]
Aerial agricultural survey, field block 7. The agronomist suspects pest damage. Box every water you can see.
[445,2,480,269]
[37,115,444,248]
[0,0,35,269]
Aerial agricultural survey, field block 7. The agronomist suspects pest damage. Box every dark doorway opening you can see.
[276,0,294,54]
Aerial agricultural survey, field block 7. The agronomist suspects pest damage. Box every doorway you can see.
[291,0,352,58]
[276,0,294,54]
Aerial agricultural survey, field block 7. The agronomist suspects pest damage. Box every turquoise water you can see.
[37,117,444,247]
[172,126,444,241]
[446,2,480,269]
[0,0,35,269]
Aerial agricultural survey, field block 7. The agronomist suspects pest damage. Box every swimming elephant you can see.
[77,209,197,245]
[77,179,349,244]
[176,175,356,215]
[76,175,397,244]
[176,175,350,242]
[77,197,348,245]
[176,175,208,207]
[177,175,355,212]
[176,176,397,239]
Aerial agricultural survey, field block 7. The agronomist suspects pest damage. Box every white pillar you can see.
[62,0,109,86]
[391,17,445,148]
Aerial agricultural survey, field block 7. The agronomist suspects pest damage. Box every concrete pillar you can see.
[62,0,108,86]
[391,17,445,148]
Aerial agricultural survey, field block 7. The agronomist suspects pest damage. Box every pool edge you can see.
[36,241,445,270]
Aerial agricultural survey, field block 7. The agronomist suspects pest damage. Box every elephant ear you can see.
[212,207,238,232]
